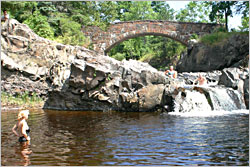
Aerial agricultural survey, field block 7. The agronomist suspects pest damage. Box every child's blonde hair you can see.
[17,110,29,120]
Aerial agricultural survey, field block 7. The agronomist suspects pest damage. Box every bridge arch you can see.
[104,32,189,54]
[82,20,220,54]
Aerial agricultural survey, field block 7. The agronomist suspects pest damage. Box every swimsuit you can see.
[168,71,175,78]
[168,71,175,76]
[18,129,30,142]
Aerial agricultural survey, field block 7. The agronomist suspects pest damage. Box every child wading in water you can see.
[12,110,32,159]
[12,110,31,142]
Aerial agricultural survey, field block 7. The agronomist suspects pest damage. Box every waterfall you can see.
[174,89,212,113]
[172,86,246,113]
[207,86,246,111]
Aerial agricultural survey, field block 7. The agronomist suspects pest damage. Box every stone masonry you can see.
[82,20,221,54]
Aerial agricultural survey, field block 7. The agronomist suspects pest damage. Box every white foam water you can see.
[174,89,212,113]
[169,109,249,117]
[172,85,247,117]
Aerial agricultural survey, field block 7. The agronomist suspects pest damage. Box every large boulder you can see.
[218,67,249,109]
[243,77,249,109]
[44,54,170,111]
[137,84,165,111]
[177,34,249,72]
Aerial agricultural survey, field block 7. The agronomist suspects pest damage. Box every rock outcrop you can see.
[44,54,170,111]
[1,19,248,111]
[176,34,249,72]
[1,19,96,97]
[218,67,249,108]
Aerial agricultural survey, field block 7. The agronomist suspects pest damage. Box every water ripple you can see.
[1,109,249,166]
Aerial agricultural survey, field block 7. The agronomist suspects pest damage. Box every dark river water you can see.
[1,109,249,166]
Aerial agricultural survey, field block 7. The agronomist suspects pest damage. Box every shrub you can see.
[190,33,199,39]
[200,31,248,45]
[55,18,87,46]
[111,53,126,61]
[23,11,54,39]
[200,32,233,45]
[1,91,43,107]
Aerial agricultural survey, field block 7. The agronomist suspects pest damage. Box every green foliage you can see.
[151,1,175,20]
[239,17,249,32]
[37,2,57,16]
[212,26,227,33]
[190,33,199,39]
[23,11,54,39]
[111,53,126,61]
[199,32,245,45]
[236,1,249,17]
[118,1,157,21]
[139,53,154,62]
[56,17,87,46]
[1,91,43,107]
[176,1,210,22]
[107,74,111,81]
[236,1,249,32]
[208,1,237,31]
[1,1,38,22]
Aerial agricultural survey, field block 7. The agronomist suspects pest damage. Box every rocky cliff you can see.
[176,34,249,72]
[1,19,248,111]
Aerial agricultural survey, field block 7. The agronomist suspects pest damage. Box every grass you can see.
[1,91,44,109]
[200,31,249,46]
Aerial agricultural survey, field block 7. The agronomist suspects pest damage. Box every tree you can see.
[23,11,54,39]
[115,1,133,21]
[56,17,87,46]
[1,1,38,22]
[208,1,237,31]
[151,1,175,20]
[37,2,57,16]
[236,1,249,32]
[121,1,157,21]
[175,1,210,22]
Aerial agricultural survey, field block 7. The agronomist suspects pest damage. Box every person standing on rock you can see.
[1,10,9,22]
[165,65,178,78]
[193,74,207,86]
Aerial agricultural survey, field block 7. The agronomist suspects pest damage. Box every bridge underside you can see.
[104,32,189,54]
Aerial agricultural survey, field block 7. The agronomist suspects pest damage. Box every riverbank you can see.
[1,91,44,111]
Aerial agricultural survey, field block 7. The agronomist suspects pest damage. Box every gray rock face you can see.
[44,54,170,111]
[2,19,248,112]
[1,19,96,97]
[243,77,249,109]
[177,34,249,72]
[218,67,249,109]
[178,71,222,85]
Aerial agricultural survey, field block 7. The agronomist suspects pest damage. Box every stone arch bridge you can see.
[82,20,220,54]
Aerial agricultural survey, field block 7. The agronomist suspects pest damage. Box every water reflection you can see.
[18,141,32,166]
[1,109,249,166]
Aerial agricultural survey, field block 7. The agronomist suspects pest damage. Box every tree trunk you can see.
[225,11,228,32]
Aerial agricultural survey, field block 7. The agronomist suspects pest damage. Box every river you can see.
[1,109,249,166]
